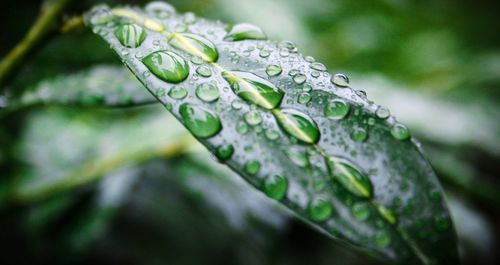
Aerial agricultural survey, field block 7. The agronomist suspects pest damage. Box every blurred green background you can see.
[0,0,499,264]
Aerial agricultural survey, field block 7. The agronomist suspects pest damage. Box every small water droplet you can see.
[374,231,391,247]
[224,23,267,41]
[179,103,222,138]
[390,123,411,140]
[351,127,368,142]
[331,73,349,87]
[266,65,282,76]
[145,1,176,17]
[244,110,262,125]
[222,71,284,110]
[263,175,288,200]
[168,86,188,99]
[142,51,189,83]
[324,99,350,119]
[231,100,243,110]
[298,92,311,104]
[285,149,308,167]
[215,144,234,161]
[293,73,306,84]
[259,50,270,58]
[174,23,188,32]
[328,161,373,198]
[274,109,320,144]
[196,66,212,77]
[183,12,196,24]
[196,82,219,102]
[169,33,218,62]
[114,23,147,48]
[309,196,333,222]
[244,160,261,175]
[236,120,248,134]
[352,203,370,221]
[309,62,327,71]
[375,106,390,119]
[265,129,280,140]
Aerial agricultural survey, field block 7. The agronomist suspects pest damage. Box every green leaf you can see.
[84,3,458,264]
[5,65,155,111]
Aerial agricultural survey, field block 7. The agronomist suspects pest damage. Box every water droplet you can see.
[331,73,349,87]
[266,65,282,76]
[351,127,368,142]
[236,121,248,134]
[244,110,262,125]
[305,56,315,62]
[231,100,243,110]
[328,161,373,198]
[179,103,221,138]
[196,66,212,77]
[222,71,284,110]
[288,69,299,76]
[324,99,350,119]
[183,12,196,24]
[265,129,280,140]
[293,73,306,84]
[244,160,261,175]
[168,86,188,99]
[309,196,333,222]
[390,123,411,140]
[285,149,308,167]
[298,92,311,104]
[145,1,176,17]
[115,23,147,48]
[374,231,391,247]
[89,6,113,25]
[376,205,397,225]
[169,33,218,62]
[309,62,327,71]
[259,50,270,58]
[191,56,204,65]
[174,23,188,32]
[352,203,370,221]
[224,23,267,41]
[142,51,189,83]
[196,83,219,102]
[263,175,288,200]
[274,109,320,144]
[215,144,234,161]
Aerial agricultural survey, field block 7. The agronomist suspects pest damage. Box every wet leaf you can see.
[84,4,458,264]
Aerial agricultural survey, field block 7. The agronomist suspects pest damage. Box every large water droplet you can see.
[222,71,284,110]
[244,160,261,175]
[274,109,320,144]
[142,51,189,83]
[328,161,373,198]
[179,103,221,138]
[331,73,349,87]
[390,123,411,140]
[168,86,188,99]
[266,65,282,76]
[215,144,234,161]
[309,196,333,222]
[324,99,350,119]
[169,33,218,63]
[244,110,262,125]
[224,23,267,41]
[196,83,219,102]
[115,23,147,48]
[263,175,288,200]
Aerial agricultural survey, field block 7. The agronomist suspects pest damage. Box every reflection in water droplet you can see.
[331,73,350,87]
[391,123,411,140]
[263,175,288,200]
[351,127,368,142]
[274,109,320,144]
[222,71,284,110]
[142,51,189,83]
[215,144,234,161]
[324,99,350,119]
[244,110,262,125]
[168,86,188,99]
[169,33,218,62]
[179,103,221,138]
[328,161,373,198]
[224,23,267,41]
[266,65,282,76]
[196,83,219,102]
[115,23,147,48]
[244,160,261,175]
[309,196,333,222]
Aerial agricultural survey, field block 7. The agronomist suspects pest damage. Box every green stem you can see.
[0,0,73,89]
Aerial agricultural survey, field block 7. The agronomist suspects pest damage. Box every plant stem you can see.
[0,0,73,90]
